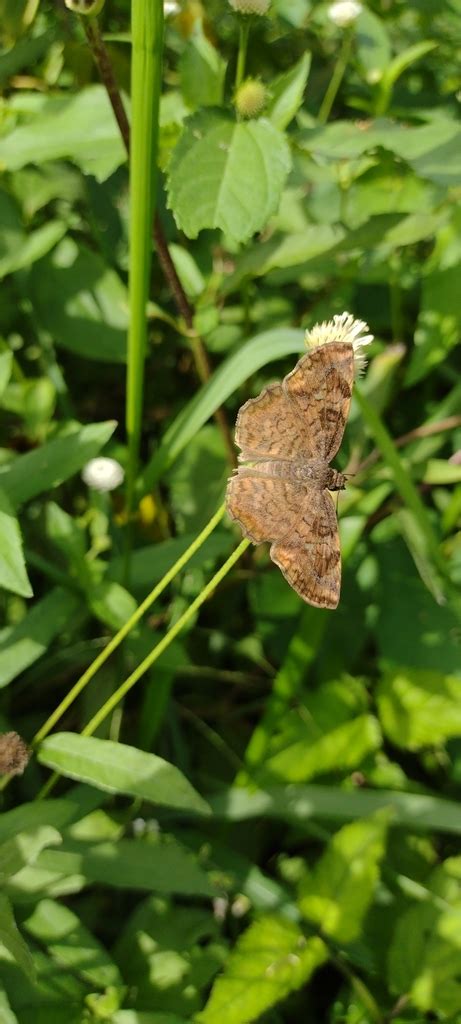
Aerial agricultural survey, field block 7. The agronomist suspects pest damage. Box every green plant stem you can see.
[31,503,226,749]
[126,0,164,517]
[235,18,250,90]
[318,29,353,124]
[82,539,250,738]
[80,11,235,468]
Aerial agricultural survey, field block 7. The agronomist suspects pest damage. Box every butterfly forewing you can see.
[283,342,354,462]
[236,382,312,461]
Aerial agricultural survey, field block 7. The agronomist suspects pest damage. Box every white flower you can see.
[305,311,373,375]
[328,0,362,27]
[228,0,270,15]
[164,0,180,15]
[82,457,125,492]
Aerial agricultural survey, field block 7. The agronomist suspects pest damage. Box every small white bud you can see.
[327,0,362,27]
[228,0,270,15]
[164,0,180,15]
[82,457,125,492]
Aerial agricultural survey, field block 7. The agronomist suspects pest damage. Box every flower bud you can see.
[235,79,267,118]
[64,0,105,14]
[327,0,362,27]
[82,457,125,492]
[228,0,270,15]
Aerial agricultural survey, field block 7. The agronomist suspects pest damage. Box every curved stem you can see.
[235,18,250,90]
[318,29,353,124]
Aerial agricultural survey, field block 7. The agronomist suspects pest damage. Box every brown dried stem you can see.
[353,415,461,477]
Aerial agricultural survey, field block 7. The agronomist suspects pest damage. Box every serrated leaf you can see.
[299,812,389,943]
[198,915,327,1024]
[0,420,116,508]
[37,734,211,816]
[377,667,461,750]
[167,111,291,243]
[0,894,35,982]
[0,489,32,598]
[267,52,311,130]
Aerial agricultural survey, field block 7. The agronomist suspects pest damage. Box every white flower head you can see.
[305,311,373,375]
[164,0,180,15]
[328,0,362,27]
[82,457,125,492]
[229,0,270,15]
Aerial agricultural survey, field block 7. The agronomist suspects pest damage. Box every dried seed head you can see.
[0,732,30,776]
[235,79,267,118]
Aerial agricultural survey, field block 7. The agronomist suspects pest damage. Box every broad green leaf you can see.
[0,587,81,687]
[28,237,128,363]
[88,580,137,631]
[388,895,461,1016]
[108,531,231,591]
[198,916,326,1024]
[299,813,388,942]
[142,328,303,488]
[0,797,100,846]
[266,714,381,783]
[167,111,291,243]
[267,53,311,130]
[423,459,461,485]
[0,86,126,181]
[0,221,66,280]
[0,826,61,884]
[355,8,391,76]
[0,988,19,1024]
[0,489,32,598]
[36,837,214,897]
[23,898,122,988]
[0,894,34,982]
[180,22,226,108]
[0,420,116,508]
[377,667,461,750]
[210,784,461,835]
[37,734,211,816]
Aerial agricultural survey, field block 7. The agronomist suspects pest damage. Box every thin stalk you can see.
[82,539,250,738]
[318,29,353,125]
[235,18,250,90]
[126,0,164,516]
[31,503,226,748]
[79,9,235,467]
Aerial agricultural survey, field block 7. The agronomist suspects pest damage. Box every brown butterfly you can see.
[226,342,354,609]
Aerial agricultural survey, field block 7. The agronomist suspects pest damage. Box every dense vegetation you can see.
[0,0,461,1020]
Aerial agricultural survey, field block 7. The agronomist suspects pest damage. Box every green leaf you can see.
[0,86,126,181]
[0,826,61,884]
[267,53,311,130]
[0,220,66,280]
[167,111,291,243]
[0,489,32,598]
[388,893,461,1016]
[36,837,214,897]
[299,812,388,943]
[37,734,211,816]
[0,587,81,687]
[198,916,327,1024]
[210,784,461,835]
[0,988,19,1024]
[406,263,461,385]
[108,531,231,591]
[355,8,391,76]
[23,898,122,988]
[0,420,116,508]
[377,667,461,751]
[180,22,226,108]
[266,713,381,783]
[28,237,128,363]
[142,327,303,487]
[0,894,35,982]
[0,351,13,398]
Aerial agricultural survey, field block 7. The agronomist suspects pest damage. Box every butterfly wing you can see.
[226,470,305,544]
[270,488,341,609]
[283,342,354,463]
[235,381,314,462]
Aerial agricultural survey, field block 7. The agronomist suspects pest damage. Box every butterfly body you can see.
[226,341,354,609]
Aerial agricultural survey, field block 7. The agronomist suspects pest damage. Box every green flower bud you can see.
[64,0,105,15]
[235,79,267,118]
[228,0,270,15]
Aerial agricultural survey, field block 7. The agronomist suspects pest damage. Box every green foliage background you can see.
[0,0,461,1021]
